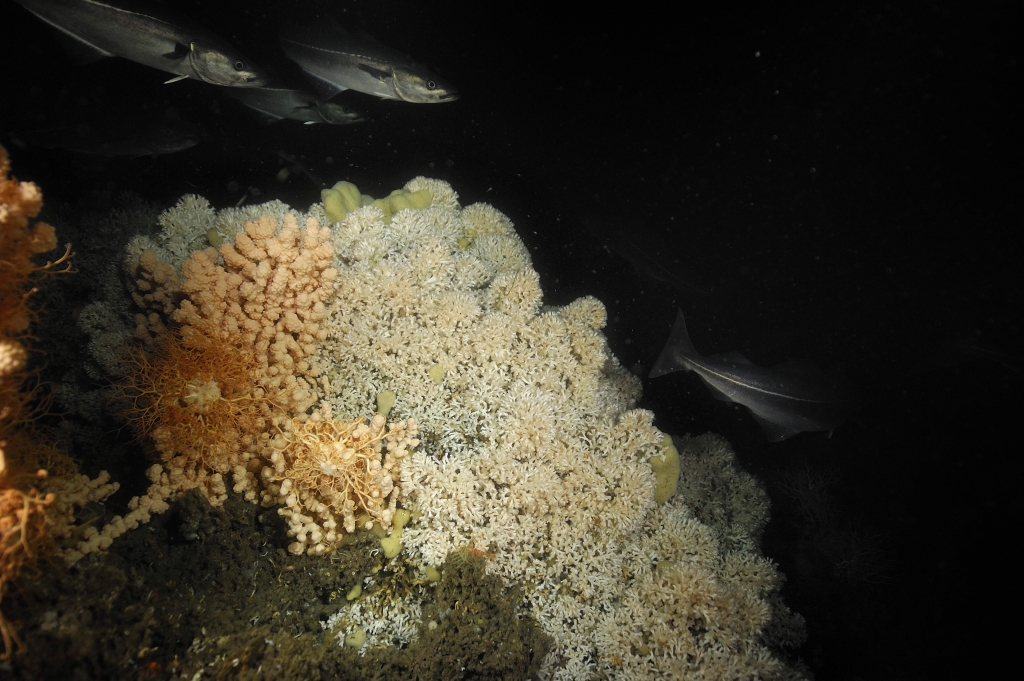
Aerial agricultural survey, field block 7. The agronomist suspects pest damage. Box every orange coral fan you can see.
[113,324,271,504]
[0,462,51,660]
[0,144,68,660]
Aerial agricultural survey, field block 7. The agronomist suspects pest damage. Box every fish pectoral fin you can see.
[249,110,284,125]
[162,43,191,61]
[300,71,347,100]
[357,63,391,81]
[164,74,190,84]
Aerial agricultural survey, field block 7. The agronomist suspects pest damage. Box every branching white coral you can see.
[308,179,805,679]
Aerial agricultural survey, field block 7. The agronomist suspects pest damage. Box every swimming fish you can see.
[279,22,458,103]
[650,310,857,441]
[14,0,269,87]
[226,85,365,125]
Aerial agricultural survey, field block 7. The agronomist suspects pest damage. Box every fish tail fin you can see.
[650,309,697,377]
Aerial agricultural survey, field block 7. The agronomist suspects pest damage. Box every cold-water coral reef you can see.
[1,144,70,657]
[0,146,119,659]
[69,176,808,679]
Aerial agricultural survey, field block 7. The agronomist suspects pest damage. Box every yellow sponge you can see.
[648,434,681,503]
[371,188,432,222]
[321,181,366,222]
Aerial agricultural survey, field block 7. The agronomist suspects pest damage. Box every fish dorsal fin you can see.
[354,29,384,45]
[281,19,348,48]
[324,17,350,36]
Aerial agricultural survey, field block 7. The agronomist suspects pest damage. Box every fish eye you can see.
[426,80,436,90]
[234,61,245,71]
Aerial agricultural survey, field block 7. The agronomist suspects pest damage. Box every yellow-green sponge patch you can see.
[427,363,445,384]
[648,434,681,504]
[344,627,366,648]
[380,508,413,558]
[371,188,432,222]
[376,389,397,418]
[322,180,365,222]
[206,227,223,248]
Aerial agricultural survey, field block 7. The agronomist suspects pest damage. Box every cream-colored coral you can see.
[156,194,217,261]
[305,180,804,678]
[260,413,419,555]
[588,490,806,680]
[676,433,771,553]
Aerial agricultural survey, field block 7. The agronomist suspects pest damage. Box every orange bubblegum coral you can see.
[110,211,338,514]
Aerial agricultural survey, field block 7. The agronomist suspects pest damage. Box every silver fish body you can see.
[226,86,365,125]
[651,310,857,441]
[14,0,269,87]
[279,24,458,103]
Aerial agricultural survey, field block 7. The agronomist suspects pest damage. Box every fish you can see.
[225,85,365,125]
[279,22,458,103]
[16,117,201,157]
[13,0,269,87]
[650,310,857,441]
